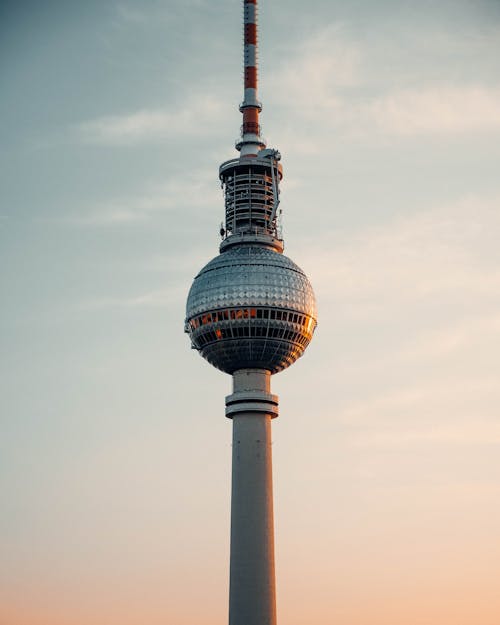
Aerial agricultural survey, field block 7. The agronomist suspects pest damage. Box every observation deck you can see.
[219,155,283,252]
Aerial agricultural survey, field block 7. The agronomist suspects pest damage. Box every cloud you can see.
[397,313,500,362]
[77,95,231,145]
[65,168,221,225]
[335,371,500,449]
[366,86,500,135]
[114,4,149,25]
[351,419,500,448]
[82,286,183,310]
[264,25,361,135]
[72,208,148,226]
[76,22,500,154]
[303,194,500,451]
[266,24,362,109]
[267,25,500,140]
[307,194,500,315]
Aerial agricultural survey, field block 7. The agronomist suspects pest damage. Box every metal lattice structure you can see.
[220,157,282,240]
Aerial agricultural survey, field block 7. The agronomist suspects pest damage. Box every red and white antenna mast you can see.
[236,0,266,157]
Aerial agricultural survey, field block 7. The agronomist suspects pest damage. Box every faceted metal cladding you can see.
[185,245,317,374]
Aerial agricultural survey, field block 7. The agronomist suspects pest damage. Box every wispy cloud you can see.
[350,419,500,448]
[65,169,220,225]
[82,286,184,310]
[367,86,500,135]
[308,194,500,314]
[305,194,500,451]
[76,95,231,145]
[76,22,500,151]
[267,24,362,110]
[397,313,500,362]
[114,4,149,25]
[335,371,500,449]
[267,25,500,140]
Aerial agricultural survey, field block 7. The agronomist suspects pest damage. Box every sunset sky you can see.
[1,1,500,624]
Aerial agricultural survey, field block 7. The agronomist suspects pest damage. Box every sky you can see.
[1,1,500,624]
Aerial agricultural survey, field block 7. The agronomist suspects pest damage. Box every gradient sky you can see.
[1,1,500,624]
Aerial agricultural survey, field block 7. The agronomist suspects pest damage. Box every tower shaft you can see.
[226,369,278,625]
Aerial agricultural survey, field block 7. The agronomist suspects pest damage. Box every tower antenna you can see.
[237,0,266,157]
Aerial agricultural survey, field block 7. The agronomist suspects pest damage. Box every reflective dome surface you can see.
[185,246,317,374]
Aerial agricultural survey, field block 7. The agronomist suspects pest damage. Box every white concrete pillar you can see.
[226,369,278,625]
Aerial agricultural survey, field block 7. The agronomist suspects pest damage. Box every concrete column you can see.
[226,369,278,625]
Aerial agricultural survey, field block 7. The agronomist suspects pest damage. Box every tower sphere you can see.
[185,245,317,374]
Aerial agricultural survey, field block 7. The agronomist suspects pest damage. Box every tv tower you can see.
[185,2,317,624]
